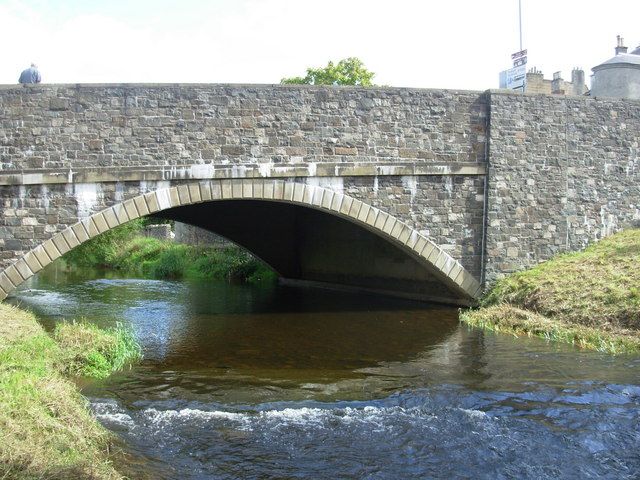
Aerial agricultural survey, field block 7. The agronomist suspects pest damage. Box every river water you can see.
[9,265,640,480]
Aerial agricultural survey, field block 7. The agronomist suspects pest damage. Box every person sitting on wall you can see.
[19,63,41,84]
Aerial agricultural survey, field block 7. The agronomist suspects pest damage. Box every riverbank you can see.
[0,304,140,480]
[461,229,640,354]
[62,220,276,282]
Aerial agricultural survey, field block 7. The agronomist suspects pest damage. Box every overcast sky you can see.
[1,0,638,90]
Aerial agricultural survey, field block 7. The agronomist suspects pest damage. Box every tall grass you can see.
[0,304,132,479]
[63,224,277,283]
[54,321,142,379]
[462,229,640,353]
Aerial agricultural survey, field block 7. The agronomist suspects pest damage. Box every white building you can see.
[591,36,640,99]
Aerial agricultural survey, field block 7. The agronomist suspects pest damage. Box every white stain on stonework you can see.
[190,164,215,178]
[442,176,453,192]
[306,176,344,194]
[231,166,247,178]
[74,183,101,219]
[259,162,273,177]
[600,206,618,238]
[307,163,317,177]
[401,176,417,205]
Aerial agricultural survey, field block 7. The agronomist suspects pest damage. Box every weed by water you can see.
[0,304,126,479]
[54,320,142,379]
[463,229,640,354]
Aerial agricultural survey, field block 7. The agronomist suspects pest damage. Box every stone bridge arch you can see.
[0,179,481,305]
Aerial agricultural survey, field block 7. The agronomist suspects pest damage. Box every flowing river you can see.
[8,265,640,480]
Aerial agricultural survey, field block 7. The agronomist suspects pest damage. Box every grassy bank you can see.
[461,229,640,354]
[0,304,141,479]
[63,220,276,282]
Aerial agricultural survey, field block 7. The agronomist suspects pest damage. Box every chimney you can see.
[615,35,628,55]
[571,68,587,96]
[552,71,565,95]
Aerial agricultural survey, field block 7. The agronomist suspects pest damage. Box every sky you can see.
[1,0,638,91]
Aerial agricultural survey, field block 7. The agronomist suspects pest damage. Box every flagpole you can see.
[519,0,523,51]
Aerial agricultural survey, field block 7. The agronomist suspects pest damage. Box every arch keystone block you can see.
[177,185,191,205]
[32,245,52,266]
[283,182,295,201]
[321,190,334,210]
[262,180,275,199]
[168,187,181,206]
[448,263,464,284]
[71,223,90,243]
[210,181,223,200]
[102,208,120,229]
[231,180,243,198]
[310,187,324,208]
[14,259,34,280]
[23,251,43,273]
[300,184,314,205]
[51,235,71,256]
[112,204,130,224]
[340,196,354,216]
[188,184,202,203]
[0,272,15,294]
[62,229,81,250]
[221,180,233,199]
[134,196,151,216]
[84,216,104,237]
[405,231,420,249]
[144,192,162,213]
[199,181,213,201]
[330,192,344,212]
[123,199,139,220]
[382,217,397,235]
[292,183,305,204]
[391,222,405,239]
[348,198,363,218]
[373,211,388,230]
[419,240,434,258]
[272,181,285,200]
[241,179,254,198]
[5,265,23,286]
[252,179,265,199]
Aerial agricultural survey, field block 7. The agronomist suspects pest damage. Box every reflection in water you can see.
[9,263,640,480]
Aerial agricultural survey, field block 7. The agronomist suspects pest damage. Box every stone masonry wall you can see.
[1,84,639,294]
[0,84,486,171]
[0,85,488,279]
[485,90,640,283]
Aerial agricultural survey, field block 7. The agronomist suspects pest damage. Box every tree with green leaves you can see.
[281,57,375,86]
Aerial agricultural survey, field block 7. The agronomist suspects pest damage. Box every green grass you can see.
[0,304,141,479]
[462,229,640,353]
[62,223,277,283]
[54,321,142,379]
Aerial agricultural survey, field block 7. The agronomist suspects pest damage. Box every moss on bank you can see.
[461,229,640,354]
[0,304,140,479]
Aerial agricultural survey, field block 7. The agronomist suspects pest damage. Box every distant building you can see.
[525,67,588,96]
[590,36,640,99]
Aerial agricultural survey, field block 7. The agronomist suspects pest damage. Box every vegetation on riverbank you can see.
[0,304,140,479]
[62,220,276,283]
[461,229,640,354]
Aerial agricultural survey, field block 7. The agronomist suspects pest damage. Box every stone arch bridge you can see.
[0,84,638,305]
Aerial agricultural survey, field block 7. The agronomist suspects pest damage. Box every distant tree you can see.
[281,57,375,86]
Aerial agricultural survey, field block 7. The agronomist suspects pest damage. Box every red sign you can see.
[511,49,528,60]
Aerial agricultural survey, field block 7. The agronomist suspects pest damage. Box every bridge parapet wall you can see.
[0,84,487,172]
